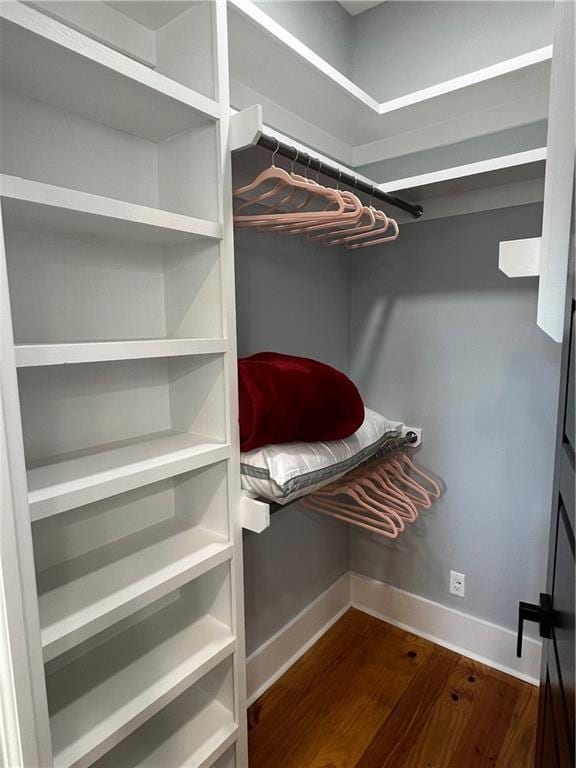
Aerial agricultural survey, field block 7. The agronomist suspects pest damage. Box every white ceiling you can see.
[337,0,387,16]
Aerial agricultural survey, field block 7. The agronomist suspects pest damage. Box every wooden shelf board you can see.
[0,175,222,243]
[229,0,551,149]
[28,432,230,521]
[46,600,236,768]
[15,338,227,367]
[39,522,233,662]
[93,694,238,768]
[381,148,547,201]
[0,4,220,143]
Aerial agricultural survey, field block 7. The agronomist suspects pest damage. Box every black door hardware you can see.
[517,593,553,658]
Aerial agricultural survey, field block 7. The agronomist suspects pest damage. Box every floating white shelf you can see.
[0,176,223,244]
[229,0,551,162]
[46,599,236,768]
[381,148,547,200]
[15,339,227,368]
[92,688,238,768]
[28,432,230,521]
[39,522,233,662]
[240,493,271,534]
[499,236,542,277]
[0,3,220,143]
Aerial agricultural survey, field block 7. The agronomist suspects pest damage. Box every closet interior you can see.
[1,1,573,767]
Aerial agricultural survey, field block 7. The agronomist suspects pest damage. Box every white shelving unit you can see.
[46,568,235,768]
[381,148,547,198]
[228,0,552,167]
[15,339,228,368]
[92,656,238,768]
[1,175,223,244]
[379,148,547,222]
[0,3,220,141]
[0,2,247,767]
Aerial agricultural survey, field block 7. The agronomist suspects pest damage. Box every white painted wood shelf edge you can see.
[0,175,223,243]
[93,699,239,768]
[47,605,236,768]
[0,3,221,128]
[230,0,552,117]
[28,434,231,521]
[229,0,379,112]
[380,148,548,194]
[15,339,228,367]
[40,530,234,662]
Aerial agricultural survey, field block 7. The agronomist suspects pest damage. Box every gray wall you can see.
[254,0,354,76]
[234,223,351,655]
[352,1,553,101]
[349,204,561,634]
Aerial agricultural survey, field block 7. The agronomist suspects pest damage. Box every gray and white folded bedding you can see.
[240,409,401,505]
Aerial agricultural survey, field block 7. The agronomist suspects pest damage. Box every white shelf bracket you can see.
[230,104,263,152]
[499,237,541,278]
[240,493,270,533]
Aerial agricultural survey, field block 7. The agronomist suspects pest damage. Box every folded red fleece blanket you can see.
[238,352,365,452]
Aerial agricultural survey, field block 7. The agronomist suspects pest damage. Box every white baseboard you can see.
[350,572,541,685]
[245,573,351,705]
[245,571,541,706]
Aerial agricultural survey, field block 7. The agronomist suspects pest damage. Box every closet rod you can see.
[257,134,423,219]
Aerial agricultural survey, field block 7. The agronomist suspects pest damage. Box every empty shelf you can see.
[381,148,547,200]
[28,432,230,521]
[46,600,236,768]
[15,339,227,367]
[93,692,237,768]
[0,176,222,243]
[0,4,220,142]
[39,520,233,661]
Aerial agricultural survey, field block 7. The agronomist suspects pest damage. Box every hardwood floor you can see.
[248,608,538,768]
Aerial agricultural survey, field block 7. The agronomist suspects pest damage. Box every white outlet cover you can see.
[450,570,465,598]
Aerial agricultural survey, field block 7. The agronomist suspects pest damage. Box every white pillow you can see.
[240,409,401,505]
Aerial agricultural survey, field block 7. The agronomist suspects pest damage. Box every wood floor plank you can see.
[249,613,393,768]
[495,683,539,767]
[248,609,539,768]
[403,657,488,768]
[250,620,430,768]
[248,610,372,734]
[354,646,460,768]
[448,669,523,767]
[306,625,436,768]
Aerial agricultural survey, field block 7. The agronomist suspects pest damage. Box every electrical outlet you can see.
[450,570,465,598]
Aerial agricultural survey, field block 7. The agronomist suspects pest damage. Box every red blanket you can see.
[238,352,364,452]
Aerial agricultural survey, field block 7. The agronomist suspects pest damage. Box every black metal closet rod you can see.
[256,134,423,219]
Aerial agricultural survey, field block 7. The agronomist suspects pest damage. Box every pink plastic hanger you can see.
[317,476,400,519]
[366,460,419,522]
[385,458,432,509]
[233,141,346,223]
[309,206,377,244]
[303,495,399,538]
[399,454,443,498]
[258,189,363,235]
[348,479,406,531]
[342,464,415,523]
[314,476,405,533]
